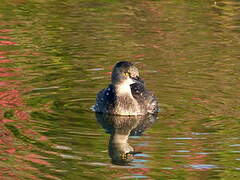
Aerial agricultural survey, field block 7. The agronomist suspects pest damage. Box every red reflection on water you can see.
[130,167,150,175]
[0,28,52,180]
[0,59,12,63]
[105,71,112,75]
[15,110,29,121]
[0,36,12,39]
[2,119,15,123]
[0,81,8,86]
[0,90,24,108]
[185,141,209,172]
[0,40,16,45]
[38,135,48,141]
[0,125,13,145]
[22,154,51,166]
[0,29,12,33]
[0,66,17,77]
[5,148,16,154]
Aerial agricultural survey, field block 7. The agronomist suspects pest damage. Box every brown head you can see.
[111,61,143,86]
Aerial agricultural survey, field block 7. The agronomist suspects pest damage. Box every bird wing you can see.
[130,83,158,114]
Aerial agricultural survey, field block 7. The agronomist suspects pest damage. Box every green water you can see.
[0,0,240,179]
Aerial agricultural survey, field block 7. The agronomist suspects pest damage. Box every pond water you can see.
[0,0,240,179]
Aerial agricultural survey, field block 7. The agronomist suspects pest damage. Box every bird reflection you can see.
[96,113,158,166]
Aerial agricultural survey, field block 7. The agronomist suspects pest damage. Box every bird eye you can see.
[124,72,130,77]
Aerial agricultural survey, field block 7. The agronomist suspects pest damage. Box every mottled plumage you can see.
[94,61,158,115]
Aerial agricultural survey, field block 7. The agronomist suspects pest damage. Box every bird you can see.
[94,61,158,116]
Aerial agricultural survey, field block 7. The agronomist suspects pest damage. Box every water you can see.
[0,0,240,179]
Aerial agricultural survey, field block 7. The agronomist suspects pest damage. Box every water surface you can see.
[0,0,240,179]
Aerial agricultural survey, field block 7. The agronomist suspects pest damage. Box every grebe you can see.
[94,61,158,115]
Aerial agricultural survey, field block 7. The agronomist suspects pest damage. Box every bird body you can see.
[94,61,158,116]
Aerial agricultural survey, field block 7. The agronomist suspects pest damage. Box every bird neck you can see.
[114,83,132,96]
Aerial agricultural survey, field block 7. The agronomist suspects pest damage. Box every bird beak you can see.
[131,76,144,84]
